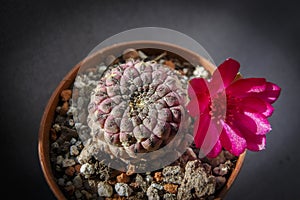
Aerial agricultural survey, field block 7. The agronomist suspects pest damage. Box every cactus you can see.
[87,58,190,161]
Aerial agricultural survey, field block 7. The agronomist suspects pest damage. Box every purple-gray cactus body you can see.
[88,59,189,159]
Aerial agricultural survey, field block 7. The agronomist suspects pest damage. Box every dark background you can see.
[1,0,299,199]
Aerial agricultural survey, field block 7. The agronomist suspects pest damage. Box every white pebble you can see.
[115,183,133,197]
[80,163,95,177]
[70,145,79,156]
[70,138,77,144]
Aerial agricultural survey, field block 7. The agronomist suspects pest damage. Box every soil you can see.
[49,49,238,200]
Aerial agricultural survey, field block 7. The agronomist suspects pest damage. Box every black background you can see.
[1,0,299,199]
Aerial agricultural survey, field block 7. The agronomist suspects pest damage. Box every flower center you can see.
[210,92,227,122]
[128,86,152,117]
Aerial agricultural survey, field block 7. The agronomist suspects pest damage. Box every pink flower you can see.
[187,58,281,158]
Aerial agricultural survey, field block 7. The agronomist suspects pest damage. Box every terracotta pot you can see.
[38,40,246,200]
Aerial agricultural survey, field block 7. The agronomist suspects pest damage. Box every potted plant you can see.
[38,39,280,200]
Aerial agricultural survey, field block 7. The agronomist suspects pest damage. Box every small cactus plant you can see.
[87,57,191,163]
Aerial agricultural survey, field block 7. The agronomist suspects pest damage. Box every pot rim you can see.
[38,40,246,200]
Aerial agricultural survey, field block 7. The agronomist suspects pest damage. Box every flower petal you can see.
[193,112,211,148]
[186,98,200,117]
[188,78,208,98]
[215,58,240,88]
[239,97,274,117]
[206,140,222,158]
[255,82,281,104]
[208,58,240,95]
[243,111,271,135]
[245,135,266,151]
[227,78,267,97]
[220,122,247,156]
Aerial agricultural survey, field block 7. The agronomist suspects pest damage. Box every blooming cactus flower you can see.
[187,58,281,158]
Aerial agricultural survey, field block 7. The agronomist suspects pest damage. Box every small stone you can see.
[163,193,176,200]
[68,119,75,127]
[81,190,93,199]
[52,124,61,132]
[216,176,226,190]
[50,128,57,141]
[80,163,95,178]
[60,101,69,116]
[70,145,79,156]
[56,155,64,165]
[213,163,229,176]
[133,174,147,192]
[62,158,75,167]
[154,172,163,182]
[115,183,133,197]
[205,151,226,167]
[164,183,178,194]
[126,164,135,176]
[64,185,75,195]
[57,178,65,186]
[97,182,113,197]
[65,166,75,176]
[122,48,139,60]
[74,164,81,173]
[61,89,72,101]
[164,60,175,69]
[117,173,130,183]
[74,190,82,199]
[177,160,216,199]
[151,183,163,190]
[162,165,184,184]
[87,180,98,191]
[73,175,83,188]
[51,142,59,150]
[66,181,73,186]
[108,179,117,185]
[128,191,145,200]
[224,150,236,160]
[70,137,77,144]
[145,175,153,183]
[146,185,160,200]
[56,106,62,113]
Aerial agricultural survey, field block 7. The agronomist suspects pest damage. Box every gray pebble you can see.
[66,181,73,186]
[146,185,160,200]
[51,142,59,150]
[62,158,76,167]
[74,190,82,199]
[97,182,113,197]
[56,155,64,165]
[162,165,184,184]
[57,178,65,186]
[70,138,77,145]
[73,175,83,188]
[151,183,163,190]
